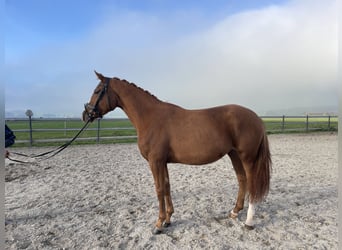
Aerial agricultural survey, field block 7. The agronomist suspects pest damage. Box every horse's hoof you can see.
[244,224,254,230]
[163,222,171,228]
[152,227,163,235]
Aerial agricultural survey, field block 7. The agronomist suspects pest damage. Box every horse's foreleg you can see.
[149,160,167,233]
[164,165,174,227]
[228,151,247,218]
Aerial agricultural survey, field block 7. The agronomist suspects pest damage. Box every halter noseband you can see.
[84,78,112,121]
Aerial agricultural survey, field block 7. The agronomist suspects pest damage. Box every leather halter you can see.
[84,78,112,120]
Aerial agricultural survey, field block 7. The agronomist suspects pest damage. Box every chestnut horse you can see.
[83,71,271,233]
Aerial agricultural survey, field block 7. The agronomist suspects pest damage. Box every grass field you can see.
[6,116,338,147]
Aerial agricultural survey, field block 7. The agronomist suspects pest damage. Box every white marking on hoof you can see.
[229,210,239,219]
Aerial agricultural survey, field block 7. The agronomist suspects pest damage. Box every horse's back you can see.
[182,104,264,136]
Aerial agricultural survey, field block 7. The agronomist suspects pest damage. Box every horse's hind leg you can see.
[245,202,255,230]
[241,159,256,230]
[229,153,257,230]
[228,150,247,219]
[164,165,174,227]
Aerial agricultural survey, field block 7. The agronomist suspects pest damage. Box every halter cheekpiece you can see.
[84,78,111,121]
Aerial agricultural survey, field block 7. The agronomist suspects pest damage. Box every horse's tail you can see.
[249,133,272,203]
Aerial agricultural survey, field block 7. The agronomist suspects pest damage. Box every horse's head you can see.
[82,71,117,122]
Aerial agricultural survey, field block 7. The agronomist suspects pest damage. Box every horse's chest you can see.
[137,134,168,161]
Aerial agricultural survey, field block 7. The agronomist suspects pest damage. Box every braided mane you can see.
[113,77,160,101]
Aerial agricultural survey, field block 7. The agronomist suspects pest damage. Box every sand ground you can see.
[5,133,338,249]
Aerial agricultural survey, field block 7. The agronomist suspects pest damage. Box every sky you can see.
[5,0,338,118]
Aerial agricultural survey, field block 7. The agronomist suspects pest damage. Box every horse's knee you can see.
[155,187,165,201]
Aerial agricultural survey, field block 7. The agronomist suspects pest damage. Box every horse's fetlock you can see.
[167,207,174,214]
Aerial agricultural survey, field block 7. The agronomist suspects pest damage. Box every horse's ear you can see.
[94,70,105,82]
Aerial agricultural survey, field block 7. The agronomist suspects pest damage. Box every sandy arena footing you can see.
[5,133,337,249]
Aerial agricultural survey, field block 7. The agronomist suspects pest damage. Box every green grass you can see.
[6,116,338,147]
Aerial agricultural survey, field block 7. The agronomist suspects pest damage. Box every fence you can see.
[6,118,137,146]
[5,115,338,147]
[260,115,338,133]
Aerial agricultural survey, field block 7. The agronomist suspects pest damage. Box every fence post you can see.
[306,115,309,133]
[25,110,33,147]
[64,119,67,136]
[328,115,331,130]
[97,119,101,143]
[29,116,33,146]
[282,115,285,132]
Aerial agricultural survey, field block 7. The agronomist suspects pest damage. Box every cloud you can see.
[86,0,337,113]
[146,0,337,111]
[5,0,337,117]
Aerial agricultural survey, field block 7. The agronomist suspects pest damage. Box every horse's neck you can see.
[112,80,161,131]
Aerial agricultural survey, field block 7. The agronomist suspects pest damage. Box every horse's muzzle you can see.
[82,110,92,122]
[83,103,102,122]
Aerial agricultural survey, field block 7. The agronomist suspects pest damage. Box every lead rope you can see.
[7,119,91,164]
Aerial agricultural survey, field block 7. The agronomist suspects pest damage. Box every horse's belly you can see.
[168,135,231,165]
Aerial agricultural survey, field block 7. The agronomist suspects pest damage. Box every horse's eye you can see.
[94,89,101,94]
